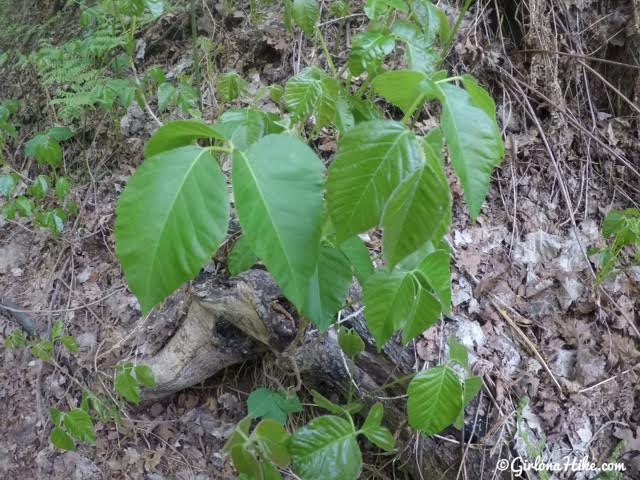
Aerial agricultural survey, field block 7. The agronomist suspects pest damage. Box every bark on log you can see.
[138,269,483,479]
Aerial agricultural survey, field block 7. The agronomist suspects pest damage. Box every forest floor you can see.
[1,1,639,479]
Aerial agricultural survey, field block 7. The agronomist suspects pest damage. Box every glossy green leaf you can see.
[371,70,434,114]
[337,327,365,358]
[381,159,450,267]
[253,419,291,466]
[232,134,324,310]
[51,427,75,451]
[364,0,408,18]
[134,365,156,387]
[363,269,415,348]
[231,444,261,478]
[335,95,355,135]
[437,77,504,219]
[115,370,140,404]
[247,388,302,424]
[407,365,463,436]
[63,408,95,443]
[392,21,439,74]
[327,120,424,243]
[290,415,362,480]
[219,108,284,150]
[361,403,395,451]
[228,235,258,276]
[416,248,451,313]
[401,285,441,343]
[224,416,253,453]
[339,236,374,285]
[51,320,64,340]
[303,245,352,331]
[348,31,395,76]
[115,146,229,313]
[448,338,468,368]
[284,67,338,131]
[217,72,248,103]
[292,0,319,36]
[145,120,226,157]
[454,376,483,429]
[14,196,33,217]
[55,176,72,201]
[412,0,450,44]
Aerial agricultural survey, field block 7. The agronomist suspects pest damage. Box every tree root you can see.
[137,269,483,478]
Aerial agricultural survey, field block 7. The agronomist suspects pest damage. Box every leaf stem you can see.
[207,145,234,155]
[401,93,427,124]
[315,26,338,78]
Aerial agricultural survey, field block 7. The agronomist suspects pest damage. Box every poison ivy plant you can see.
[112,1,505,478]
[114,363,156,405]
[591,208,640,284]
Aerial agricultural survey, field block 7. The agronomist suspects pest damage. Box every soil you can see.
[1,1,639,479]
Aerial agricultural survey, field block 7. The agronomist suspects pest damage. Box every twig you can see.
[578,362,640,393]
[0,287,124,315]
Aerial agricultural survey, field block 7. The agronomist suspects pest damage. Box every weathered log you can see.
[138,269,483,479]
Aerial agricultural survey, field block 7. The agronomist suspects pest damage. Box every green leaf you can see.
[28,175,49,199]
[115,370,140,404]
[14,196,33,217]
[47,126,73,142]
[232,134,324,310]
[145,120,226,157]
[392,21,440,74]
[348,31,395,76]
[335,95,355,135]
[365,0,408,18]
[231,444,261,478]
[50,408,63,427]
[228,235,258,276]
[25,134,62,168]
[363,269,415,348]
[337,327,365,358]
[327,120,424,243]
[61,336,79,353]
[157,82,177,111]
[407,365,463,436]
[339,236,374,285]
[115,145,229,313]
[55,176,72,201]
[400,285,441,343]
[0,174,18,197]
[292,0,319,36]
[303,245,352,331]
[412,0,450,44]
[51,427,75,451]
[247,388,302,424]
[253,419,291,466]
[381,159,450,267]
[454,376,483,429]
[437,77,504,219]
[416,248,451,313]
[63,408,95,443]
[448,338,468,368]
[134,365,156,387]
[371,70,434,114]
[290,415,362,480]
[219,108,284,150]
[217,72,248,103]
[51,319,64,340]
[31,340,54,361]
[224,416,253,453]
[284,67,339,131]
[361,403,395,451]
